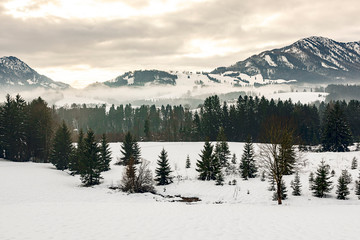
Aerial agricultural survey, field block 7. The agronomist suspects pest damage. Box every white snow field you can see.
[1,142,360,240]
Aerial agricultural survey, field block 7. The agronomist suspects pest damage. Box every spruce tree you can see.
[69,129,84,175]
[355,172,360,199]
[196,140,220,180]
[351,157,358,170]
[185,155,191,168]
[268,174,276,191]
[309,172,315,190]
[290,172,302,196]
[336,170,352,200]
[214,127,231,167]
[119,132,141,165]
[312,160,333,198]
[260,171,266,182]
[155,148,172,185]
[80,129,102,186]
[279,130,296,175]
[215,171,224,186]
[321,102,353,152]
[231,153,237,164]
[50,121,73,170]
[239,136,257,180]
[99,133,112,172]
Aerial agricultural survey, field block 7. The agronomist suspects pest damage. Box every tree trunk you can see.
[277,180,282,205]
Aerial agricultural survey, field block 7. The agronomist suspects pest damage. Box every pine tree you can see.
[196,140,220,181]
[69,129,84,175]
[185,155,191,168]
[231,153,237,164]
[155,148,172,185]
[214,127,231,167]
[260,171,266,182]
[215,171,224,186]
[309,172,315,190]
[80,129,102,186]
[268,175,276,191]
[355,172,360,199]
[322,102,353,152]
[279,130,296,175]
[290,172,302,196]
[351,157,358,170]
[239,136,257,180]
[50,121,73,170]
[312,160,333,198]
[99,133,112,172]
[336,170,352,200]
[119,132,141,165]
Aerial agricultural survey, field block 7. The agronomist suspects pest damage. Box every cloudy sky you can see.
[1,0,360,88]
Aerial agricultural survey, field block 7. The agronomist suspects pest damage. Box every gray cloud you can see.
[1,0,360,85]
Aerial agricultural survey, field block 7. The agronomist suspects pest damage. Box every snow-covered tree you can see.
[290,172,302,196]
[355,172,360,199]
[185,155,191,169]
[215,171,225,186]
[336,170,352,200]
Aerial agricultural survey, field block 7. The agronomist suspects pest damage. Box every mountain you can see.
[212,36,360,83]
[0,56,70,90]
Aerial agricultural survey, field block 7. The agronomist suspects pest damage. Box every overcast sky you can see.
[1,0,360,88]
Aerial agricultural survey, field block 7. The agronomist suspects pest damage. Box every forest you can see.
[0,93,359,164]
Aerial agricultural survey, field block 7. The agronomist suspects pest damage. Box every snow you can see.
[264,55,277,67]
[1,142,360,240]
[265,92,328,104]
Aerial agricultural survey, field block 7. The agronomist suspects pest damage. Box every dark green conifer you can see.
[185,155,191,169]
[99,133,112,172]
[215,171,225,186]
[69,129,84,175]
[312,160,333,198]
[351,157,358,170]
[239,136,257,179]
[50,121,73,170]
[80,129,102,186]
[155,148,172,185]
[336,170,352,200]
[119,132,141,165]
[214,127,231,167]
[355,172,360,199]
[196,140,220,180]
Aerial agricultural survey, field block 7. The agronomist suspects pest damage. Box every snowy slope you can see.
[213,36,360,83]
[0,56,70,90]
[1,142,360,240]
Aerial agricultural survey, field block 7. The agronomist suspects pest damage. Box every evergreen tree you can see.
[273,179,287,200]
[268,174,276,191]
[215,171,225,186]
[260,171,266,182]
[99,133,112,172]
[309,172,315,190]
[119,132,141,165]
[49,121,73,170]
[69,129,84,175]
[279,130,296,175]
[355,172,360,199]
[290,172,302,196]
[322,102,353,152]
[185,155,191,169]
[155,148,172,185]
[80,129,102,186]
[312,160,333,198]
[196,140,220,180]
[214,127,231,167]
[351,157,358,170]
[231,153,237,164]
[239,136,257,180]
[336,170,352,200]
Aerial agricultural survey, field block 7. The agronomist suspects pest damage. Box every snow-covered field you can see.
[1,142,360,240]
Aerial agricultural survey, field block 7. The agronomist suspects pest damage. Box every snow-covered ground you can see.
[1,142,360,240]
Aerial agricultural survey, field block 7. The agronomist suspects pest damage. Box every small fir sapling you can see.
[351,157,358,170]
[336,170,352,200]
[290,172,302,196]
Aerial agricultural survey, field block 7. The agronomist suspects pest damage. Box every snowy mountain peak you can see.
[213,36,360,83]
[0,56,70,90]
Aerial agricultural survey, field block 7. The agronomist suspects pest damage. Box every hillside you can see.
[0,56,70,90]
[212,36,360,83]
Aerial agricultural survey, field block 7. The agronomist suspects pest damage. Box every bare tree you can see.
[259,117,298,205]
